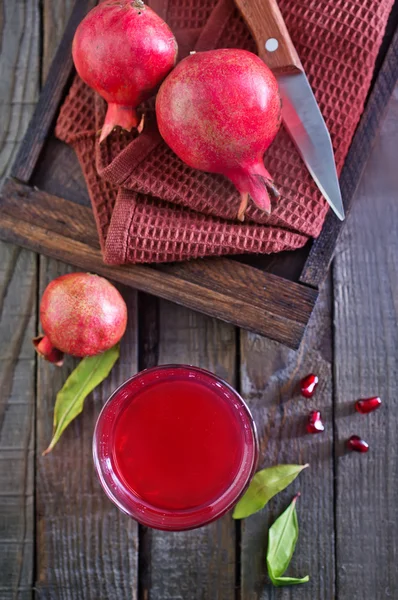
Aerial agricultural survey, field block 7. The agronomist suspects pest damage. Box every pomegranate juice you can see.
[93,365,258,530]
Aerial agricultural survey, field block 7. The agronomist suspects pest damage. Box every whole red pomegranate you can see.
[156,49,281,220]
[34,273,128,365]
[73,0,178,142]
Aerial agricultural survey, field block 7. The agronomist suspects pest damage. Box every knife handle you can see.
[234,0,302,73]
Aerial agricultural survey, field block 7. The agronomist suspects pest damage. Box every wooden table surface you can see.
[1,2,397,599]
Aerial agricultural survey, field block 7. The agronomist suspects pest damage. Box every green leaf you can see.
[43,344,120,455]
[233,463,309,519]
[266,494,309,587]
[269,575,310,587]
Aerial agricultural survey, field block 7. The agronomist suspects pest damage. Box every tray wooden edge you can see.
[0,178,318,349]
[11,0,97,183]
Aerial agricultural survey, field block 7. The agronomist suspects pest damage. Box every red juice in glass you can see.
[93,365,258,530]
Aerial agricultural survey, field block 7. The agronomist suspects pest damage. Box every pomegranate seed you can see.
[355,397,382,414]
[306,410,324,434]
[347,435,369,453]
[300,373,319,398]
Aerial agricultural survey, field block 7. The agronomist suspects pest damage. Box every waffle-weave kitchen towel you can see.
[56,0,393,264]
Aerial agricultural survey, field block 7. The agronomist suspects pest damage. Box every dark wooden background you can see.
[1,1,397,599]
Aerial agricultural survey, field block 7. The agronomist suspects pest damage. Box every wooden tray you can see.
[0,0,397,349]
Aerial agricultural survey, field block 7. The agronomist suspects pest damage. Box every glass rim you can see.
[93,364,259,531]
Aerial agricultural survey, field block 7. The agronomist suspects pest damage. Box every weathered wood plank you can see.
[0,1,40,597]
[0,245,37,599]
[35,259,139,600]
[11,0,97,183]
[333,85,398,599]
[42,0,76,81]
[0,0,40,182]
[239,277,335,599]
[35,5,139,598]
[141,301,238,599]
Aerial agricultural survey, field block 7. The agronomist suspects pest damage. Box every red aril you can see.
[72,1,177,142]
[300,374,319,398]
[34,273,127,364]
[156,49,281,221]
[347,435,369,453]
[355,397,382,414]
[306,410,324,434]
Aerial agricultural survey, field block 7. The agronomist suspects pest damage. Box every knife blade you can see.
[278,73,345,220]
[233,0,345,220]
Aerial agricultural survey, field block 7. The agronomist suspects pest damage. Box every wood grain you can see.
[333,85,398,599]
[141,301,238,600]
[35,259,139,600]
[35,4,139,599]
[11,0,97,183]
[42,0,76,82]
[0,0,40,182]
[0,1,396,597]
[0,245,37,600]
[0,179,318,349]
[239,277,335,599]
[0,1,40,597]
[234,0,302,72]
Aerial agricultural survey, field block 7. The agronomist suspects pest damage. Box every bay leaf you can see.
[233,463,309,519]
[43,344,120,455]
[266,494,309,587]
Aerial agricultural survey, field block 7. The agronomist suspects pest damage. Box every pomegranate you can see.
[300,374,319,398]
[347,435,369,453]
[156,49,281,221]
[355,397,382,414]
[72,0,178,142]
[306,410,324,434]
[34,273,127,365]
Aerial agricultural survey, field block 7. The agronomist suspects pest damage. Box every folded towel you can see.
[56,0,393,264]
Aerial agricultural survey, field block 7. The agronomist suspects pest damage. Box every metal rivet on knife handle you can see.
[265,38,279,52]
[234,0,303,73]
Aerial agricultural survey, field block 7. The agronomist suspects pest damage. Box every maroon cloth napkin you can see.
[56,0,393,264]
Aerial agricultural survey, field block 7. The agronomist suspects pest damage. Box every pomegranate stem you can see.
[100,103,140,143]
[33,335,64,366]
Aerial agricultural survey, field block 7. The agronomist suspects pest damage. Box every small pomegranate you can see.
[300,374,319,398]
[347,435,369,453]
[34,273,127,365]
[355,397,382,414]
[156,49,281,221]
[306,410,324,434]
[72,0,177,142]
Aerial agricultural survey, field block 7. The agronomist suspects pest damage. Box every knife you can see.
[234,0,345,220]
